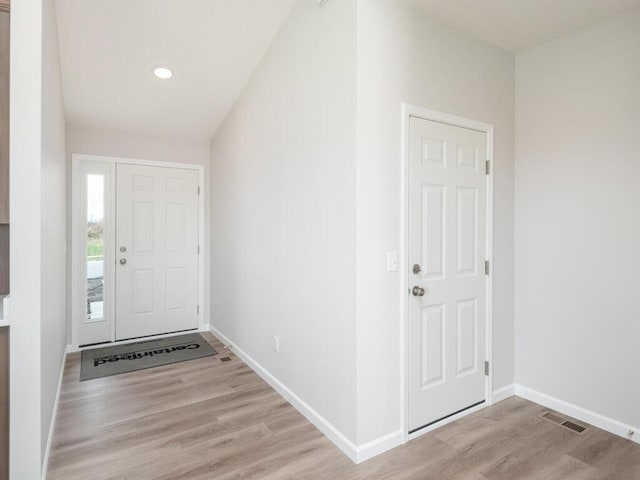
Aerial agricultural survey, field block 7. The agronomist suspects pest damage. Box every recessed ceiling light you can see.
[153,67,173,79]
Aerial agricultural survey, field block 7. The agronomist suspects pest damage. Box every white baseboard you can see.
[514,384,639,445]
[42,345,69,480]
[209,325,375,463]
[492,384,515,403]
[356,430,403,463]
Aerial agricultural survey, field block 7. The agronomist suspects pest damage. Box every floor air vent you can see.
[540,411,587,434]
[562,420,587,433]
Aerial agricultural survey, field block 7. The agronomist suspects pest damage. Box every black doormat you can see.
[80,333,217,381]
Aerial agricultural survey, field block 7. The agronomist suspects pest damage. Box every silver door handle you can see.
[119,258,127,265]
[412,286,425,297]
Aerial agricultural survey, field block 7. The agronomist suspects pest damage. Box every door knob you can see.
[412,286,425,297]
[119,258,127,265]
[412,264,421,275]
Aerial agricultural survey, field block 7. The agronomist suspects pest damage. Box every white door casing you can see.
[115,164,199,340]
[407,115,488,433]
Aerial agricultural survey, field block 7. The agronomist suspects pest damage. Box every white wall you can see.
[515,9,640,431]
[10,0,67,476]
[210,0,358,443]
[356,0,515,444]
[66,124,211,165]
[10,0,43,475]
[40,0,67,463]
[65,124,212,344]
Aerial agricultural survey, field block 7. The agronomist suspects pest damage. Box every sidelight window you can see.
[86,174,104,321]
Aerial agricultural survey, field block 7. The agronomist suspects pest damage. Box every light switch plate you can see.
[387,251,398,272]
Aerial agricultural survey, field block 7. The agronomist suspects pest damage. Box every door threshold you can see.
[73,328,201,352]
[78,340,112,348]
[409,400,486,436]
[116,328,199,344]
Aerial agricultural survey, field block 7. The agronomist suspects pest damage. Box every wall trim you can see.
[514,385,639,445]
[209,325,361,462]
[41,346,69,480]
[355,430,404,463]
[492,384,515,403]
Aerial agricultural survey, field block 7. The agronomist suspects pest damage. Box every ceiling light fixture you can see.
[153,67,173,79]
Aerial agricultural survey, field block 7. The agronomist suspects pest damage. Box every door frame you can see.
[400,104,494,441]
[70,154,207,351]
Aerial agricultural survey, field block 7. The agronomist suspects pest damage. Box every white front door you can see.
[115,164,199,341]
[408,116,488,433]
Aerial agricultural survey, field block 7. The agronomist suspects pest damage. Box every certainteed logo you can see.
[93,342,200,367]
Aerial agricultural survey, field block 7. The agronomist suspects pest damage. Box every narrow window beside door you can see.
[86,174,105,322]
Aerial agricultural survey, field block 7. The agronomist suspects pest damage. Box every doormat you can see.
[80,333,217,381]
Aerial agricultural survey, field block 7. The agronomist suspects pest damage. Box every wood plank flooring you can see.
[47,332,640,479]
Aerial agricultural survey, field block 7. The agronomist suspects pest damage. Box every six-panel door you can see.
[408,116,487,432]
[115,164,199,341]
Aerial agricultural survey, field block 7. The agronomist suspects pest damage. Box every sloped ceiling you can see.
[55,0,297,140]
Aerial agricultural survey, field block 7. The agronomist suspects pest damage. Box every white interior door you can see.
[408,116,488,433]
[116,164,199,341]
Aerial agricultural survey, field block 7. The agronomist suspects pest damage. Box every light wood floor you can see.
[48,332,640,479]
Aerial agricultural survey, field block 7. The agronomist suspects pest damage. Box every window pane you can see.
[87,174,104,321]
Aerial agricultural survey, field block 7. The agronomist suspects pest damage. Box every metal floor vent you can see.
[540,411,587,434]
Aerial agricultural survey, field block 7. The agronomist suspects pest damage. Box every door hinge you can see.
[197,305,200,314]
[485,160,490,175]
[484,361,490,376]
[484,260,490,275]
[197,245,200,255]
[198,186,200,195]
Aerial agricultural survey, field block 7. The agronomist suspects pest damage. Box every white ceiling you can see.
[55,0,297,141]
[403,0,640,53]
